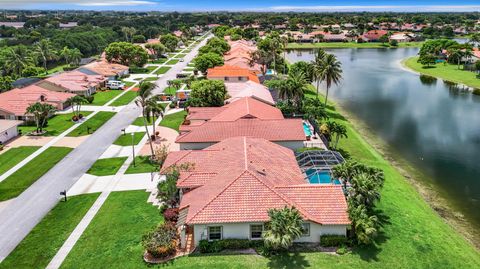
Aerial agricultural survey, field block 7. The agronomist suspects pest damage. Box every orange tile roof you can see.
[207,65,260,83]
[225,81,275,105]
[0,85,75,116]
[44,71,105,93]
[186,107,226,121]
[82,61,129,77]
[209,97,282,121]
[163,137,349,225]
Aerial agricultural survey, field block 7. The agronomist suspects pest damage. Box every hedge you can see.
[198,239,263,253]
[320,234,347,247]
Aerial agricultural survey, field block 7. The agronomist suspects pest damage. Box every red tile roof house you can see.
[362,30,388,42]
[38,70,106,96]
[0,85,75,121]
[78,60,129,81]
[207,65,260,83]
[224,81,275,105]
[177,97,307,150]
[161,136,349,249]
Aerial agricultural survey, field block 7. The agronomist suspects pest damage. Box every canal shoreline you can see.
[331,96,479,249]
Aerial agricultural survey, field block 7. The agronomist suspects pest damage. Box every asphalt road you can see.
[0,33,211,262]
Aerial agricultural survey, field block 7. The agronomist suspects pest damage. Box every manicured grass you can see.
[154,66,171,74]
[123,81,136,88]
[187,62,195,67]
[67,111,116,137]
[287,41,424,49]
[143,77,159,82]
[150,58,167,64]
[403,56,480,89]
[183,67,195,71]
[18,112,92,136]
[131,117,154,127]
[90,90,123,106]
[113,132,145,146]
[165,59,179,65]
[60,191,163,269]
[110,91,137,106]
[125,156,158,174]
[174,53,186,58]
[159,110,187,131]
[86,157,127,176]
[0,146,40,176]
[0,193,100,269]
[164,86,177,95]
[0,147,73,201]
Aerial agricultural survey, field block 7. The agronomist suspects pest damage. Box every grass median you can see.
[113,132,145,146]
[110,91,137,107]
[67,111,116,137]
[0,146,40,176]
[154,66,171,75]
[19,112,92,136]
[86,157,128,176]
[0,147,73,201]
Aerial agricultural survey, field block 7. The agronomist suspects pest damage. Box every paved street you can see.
[0,33,211,262]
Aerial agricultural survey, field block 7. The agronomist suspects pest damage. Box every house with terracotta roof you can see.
[0,85,74,121]
[78,61,129,80]
[362,30,388,42]
[178,97,306,150]
[224,81,275,105]
[389,32,415,43]
[161,137,349,248]
[0,119,23,144]
[39,70,106,96]
[207,65,260,83]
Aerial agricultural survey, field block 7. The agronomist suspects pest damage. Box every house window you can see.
[301,223,310,237]
[250,224,263,239]
[224,77,229,81]
[208,226,222,240]
[238,76,244,81]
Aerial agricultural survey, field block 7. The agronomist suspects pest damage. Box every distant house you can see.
[78,61,129,80]
[389,32,415,43]
[162,136,349,249]
[177,97,306,150]
[40,70,106,96]
[224,81,275,105]
[362,30,388,42]
[0,120,22,144]
[59,22,78,28]
[207,65,260,83]
[0,22,25,29]
[0,85,74,121]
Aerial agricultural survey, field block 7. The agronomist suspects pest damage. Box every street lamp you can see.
[131,132,136,167]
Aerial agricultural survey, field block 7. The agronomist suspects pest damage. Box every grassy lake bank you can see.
[287,42,423,49]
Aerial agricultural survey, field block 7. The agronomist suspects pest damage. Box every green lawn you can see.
[143,77,159,82]
[110,91,138,106]
[165,59,179,65]
[287,41,424,49]
[131,117,154,127]
[125,156,158,174]
[60,191,163,269]
[90,90,123,106]
[183,67,195,72]
[123,81,136,88]
[0,147,73,201]
[174,53,186,59]
[150,58,167,64]
[113,132,145,146]
[0,193,100,269]
[0,146,40,176]
[164,86,177,95]
[86,157,127,176]
[154,66,171,75]
[159,110,187,131]
[67,112,116,137]
[19,112,92,136]
[403,56,480,89]
[187,62,195,67]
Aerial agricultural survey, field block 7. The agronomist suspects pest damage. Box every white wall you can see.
[0,126,19,144]
[193,222,347,246]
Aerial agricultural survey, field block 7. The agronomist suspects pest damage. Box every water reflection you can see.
[287,48,480,228]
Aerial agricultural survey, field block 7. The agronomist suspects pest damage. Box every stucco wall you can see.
[180,140,304,151]
[0,126,19,143]
[193,222,347,246]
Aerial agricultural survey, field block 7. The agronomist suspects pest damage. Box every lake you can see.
[287,48,480,229]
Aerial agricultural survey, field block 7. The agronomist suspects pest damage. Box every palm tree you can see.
[282,69,308,106]
[121,26,136,42]
[448,49,463,69]
[145,97,165,137]
[263,206,304,250]
[59,46,71,65]
[68,48,83,66]
[311,49,327,99]
[332,122,348,149]
[68,95,88,119]
[35,39,57,73]
[25,102,56,134]
[135,82,156,157]
[4,46,32,77]
[348,203,379,245]
[319,53,342,106]
[349,173,382,208]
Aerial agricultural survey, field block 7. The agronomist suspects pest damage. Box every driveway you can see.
[0,33,211,262]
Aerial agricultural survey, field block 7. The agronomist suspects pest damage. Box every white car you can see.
[106,81,125,90]
[179,59,184,62]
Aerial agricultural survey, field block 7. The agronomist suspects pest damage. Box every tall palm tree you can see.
[135,82,156,157]
[67,95,88,119]
[263,206,304,250]
[332,122,348,149]
[59,46,71,65]
[281,69,308,106]
[25,102,56,134]
[68,48,83,66]
[4,46,32,77]
[349,173,382,208]
[319,53,342,106]
[35,39,57,73]
[311,48,327,99]
[145,97,165,137]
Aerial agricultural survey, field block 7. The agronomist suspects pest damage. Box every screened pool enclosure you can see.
[295,150,345,184]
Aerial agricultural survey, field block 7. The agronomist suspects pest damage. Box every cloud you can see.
[269,5,480,12]
[0,0,157,7]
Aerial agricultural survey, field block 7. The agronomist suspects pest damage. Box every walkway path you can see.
[0,32,211,262]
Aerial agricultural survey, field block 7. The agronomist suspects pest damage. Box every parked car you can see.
[106,80,125,90]
[179,58,184,62]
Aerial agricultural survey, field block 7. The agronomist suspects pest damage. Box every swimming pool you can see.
[306,169,340,185]
[303,122,312,136]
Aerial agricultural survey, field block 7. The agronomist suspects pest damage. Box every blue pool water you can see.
[303,122,312,136]
[306,169,340,185]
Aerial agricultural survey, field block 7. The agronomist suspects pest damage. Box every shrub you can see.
[473,88,480,96]
[320,234,347,247]
[169,102,176,108]
[72,115,79,122]
[198,239,262,253]
[163,208,179,223]
[336,245,348,255]
[86,95,94,104]
[159,203,168,214]
[142,223,178,258]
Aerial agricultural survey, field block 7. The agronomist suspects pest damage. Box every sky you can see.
[1,0,480,12]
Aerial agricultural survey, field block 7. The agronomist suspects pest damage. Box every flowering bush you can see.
[163,208,179,223]
[142,222,178,258]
